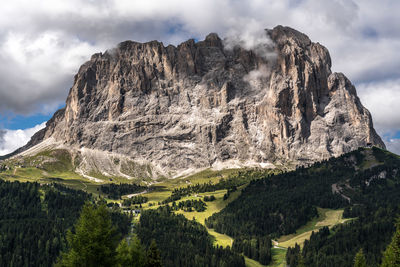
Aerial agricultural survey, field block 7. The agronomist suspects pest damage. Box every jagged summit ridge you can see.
[20,25,385,178]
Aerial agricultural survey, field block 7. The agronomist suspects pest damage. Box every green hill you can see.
[1,146,399,267]
[206,147,400,266]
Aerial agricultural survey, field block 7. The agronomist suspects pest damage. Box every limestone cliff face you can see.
[23,26,385,176]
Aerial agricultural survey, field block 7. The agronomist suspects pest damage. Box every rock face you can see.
[22,25,385,177]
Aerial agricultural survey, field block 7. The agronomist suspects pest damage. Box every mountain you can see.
[14,25,384,179]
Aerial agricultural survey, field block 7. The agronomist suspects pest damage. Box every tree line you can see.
[206,147,400,266]
[137,206,246,267]
[122,195,148,207]
[162,169,270,204]
[232,236,272,265]
[170,199,207,212]
[205,165,348,239]
[285,147,400,266]
[0,180,89,266]
[56,203,161,267]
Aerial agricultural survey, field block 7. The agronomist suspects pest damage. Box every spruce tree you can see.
[354,248,368,267]
[116,237,146,267]
[146,239,162,267]
[56,202,119,267]
[298,253,306,267]
[381,220,400,267]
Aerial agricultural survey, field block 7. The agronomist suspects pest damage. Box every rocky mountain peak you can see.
[19,25,385,178]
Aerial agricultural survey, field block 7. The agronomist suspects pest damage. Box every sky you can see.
[0,0,399,155]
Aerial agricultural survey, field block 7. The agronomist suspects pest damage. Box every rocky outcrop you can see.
[20,25,385,177]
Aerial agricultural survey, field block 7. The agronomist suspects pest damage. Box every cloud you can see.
[243,65,273,89]
[0,0,399,140]
[0,122,46,156]
[385,138,400,156]
[357,79,400,135]
[0,130,5,147]
[0,31,99,114]
[223,25,276,61]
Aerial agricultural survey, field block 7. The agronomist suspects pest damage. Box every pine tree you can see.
[116,237,146,267]
[116,239,131,267]
[354,248,368,267]
[298,253,306,267]
[146,239,162,267]
[381,220,400,267]
[56,202,119,267]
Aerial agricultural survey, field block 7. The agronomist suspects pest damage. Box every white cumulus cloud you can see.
[0,122,46,156]
[357,79,400,136]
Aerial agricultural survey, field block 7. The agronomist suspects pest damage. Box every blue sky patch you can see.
[0,113,52,130]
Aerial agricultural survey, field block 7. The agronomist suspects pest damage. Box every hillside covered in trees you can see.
[1,147,399,267]
[206,147,400,266]
[0,181,132,267]
[137,206,245,267]
[0,181,90,266]
[285,148,400,266]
